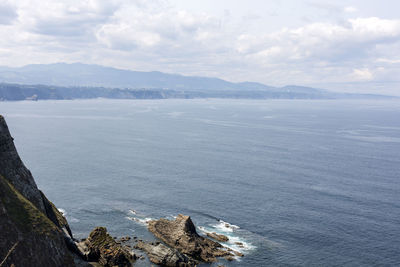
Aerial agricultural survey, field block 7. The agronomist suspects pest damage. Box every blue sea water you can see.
[1,99,400,266]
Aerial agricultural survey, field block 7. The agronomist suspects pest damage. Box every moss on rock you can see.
[82,227,133,267]
[0,175,58,236]
[0,175,75,266]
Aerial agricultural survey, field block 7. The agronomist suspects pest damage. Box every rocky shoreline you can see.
[0,115,244,266]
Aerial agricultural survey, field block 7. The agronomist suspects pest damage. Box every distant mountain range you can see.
[0,63,395,101]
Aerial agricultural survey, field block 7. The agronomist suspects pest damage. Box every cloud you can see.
[237,17,400,62]
[9,0,120,43]
[0,1,18,24]
[232,16,400,86]
[352,68,373,81]
[0,0,399,95]
[344,6,358,13]
[95,5,221,52]
[377,58,400,64]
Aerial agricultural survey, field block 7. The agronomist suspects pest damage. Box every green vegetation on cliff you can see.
[0,175,58,236]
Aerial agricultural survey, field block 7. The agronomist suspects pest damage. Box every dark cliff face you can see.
[0,115,75,267]
[0,175,75,266]
[0,115,45,212]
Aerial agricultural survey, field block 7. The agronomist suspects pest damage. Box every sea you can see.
[1,99,399,266]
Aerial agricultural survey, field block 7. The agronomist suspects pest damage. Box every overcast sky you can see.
[1,0,400,95]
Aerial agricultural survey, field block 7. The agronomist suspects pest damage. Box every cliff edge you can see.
[0,115,76,267]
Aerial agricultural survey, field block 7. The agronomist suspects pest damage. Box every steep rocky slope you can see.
[0,115,136,267]
[0,115,71,233]
[0,175,75,266]
[0,115,76,266]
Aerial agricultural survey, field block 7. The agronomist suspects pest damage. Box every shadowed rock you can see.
[148,214,234,262]
[135,241,197,267]
[0,175,75,266]
[78,227,134,267]
[0,115,77,266]
[0,115,73,237]
[0,115,46,212]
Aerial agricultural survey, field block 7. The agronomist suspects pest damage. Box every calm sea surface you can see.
[1,99,400,266]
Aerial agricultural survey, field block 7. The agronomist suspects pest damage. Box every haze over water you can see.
[1,99,400,266]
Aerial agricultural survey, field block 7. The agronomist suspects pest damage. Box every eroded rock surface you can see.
[78,227,134,267]
[0,115,46,212]
[0,175,75,267]
[135,241,196,267]
[206,232,229,242]
[148,214,234,262]
[0,115,73,239]
[0,115,76,267]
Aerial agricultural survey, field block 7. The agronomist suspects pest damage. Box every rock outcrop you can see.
[0,115,243,266]
[148,214,234,262]
[0,175,75,266]
[0,115,76,266]
[0,115,46,212]
[77,227,134,267]
[206,232,229,242]
[135,241,196,267]
[0,115,73,236]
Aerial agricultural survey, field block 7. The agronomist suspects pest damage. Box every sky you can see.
[0,0,400,95]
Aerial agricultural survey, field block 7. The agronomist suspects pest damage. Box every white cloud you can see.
[238,17,400,62]
[0,0,399,94]
[352,68,373,81]
[377,58,400,64]
[344,6,358,13]
[0,1,17,25]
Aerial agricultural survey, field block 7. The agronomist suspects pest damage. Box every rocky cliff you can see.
[0,115,241,266]
[0,115,76,266]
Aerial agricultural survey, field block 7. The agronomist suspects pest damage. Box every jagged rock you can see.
[148,214,234,262]
[79,227,134,267]
[234,242,244,248]
[0,115,46,212]
[0,115,74,239]
[0,115,76,266]
[233,250,244,257]
[0,175,75,267]
[224,256,234,261]
[118,236,131,242]
[206,232,229,242]
[135,241,197,267]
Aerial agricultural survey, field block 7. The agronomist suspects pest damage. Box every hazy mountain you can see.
[0,63,275,91]
[0,63,395,101]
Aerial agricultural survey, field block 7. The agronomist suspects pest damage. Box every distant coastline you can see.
[0,82,395,102]
[0,63,397,101]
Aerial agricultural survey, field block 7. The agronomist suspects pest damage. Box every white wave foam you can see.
[126,216,153,226]
[128,209,137,215]
[213,220,240,233]
[198,220,256,258]
[69,217,80,223]
[57,208,80,223]
[57,208,67,216]
[225,235,257,252]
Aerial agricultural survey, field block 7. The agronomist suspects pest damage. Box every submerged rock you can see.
[135,241,196,267]
[206,232,229,242]
[78,227,134,267]
[148,214,234,262]
[234,242,244,248]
